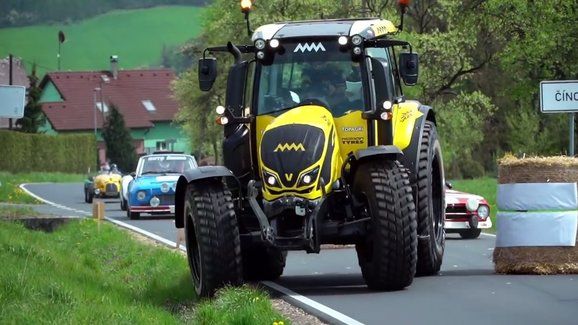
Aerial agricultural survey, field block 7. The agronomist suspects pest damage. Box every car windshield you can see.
[255,41,365,117]
[140,155,196,175]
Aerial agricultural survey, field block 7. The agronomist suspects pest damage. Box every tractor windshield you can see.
[255,41,365,117]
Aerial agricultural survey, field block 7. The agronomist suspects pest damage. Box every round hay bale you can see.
[498,155,578,184]
[495,155,578,274]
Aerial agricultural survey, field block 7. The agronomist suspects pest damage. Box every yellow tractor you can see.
[175,1,445,297]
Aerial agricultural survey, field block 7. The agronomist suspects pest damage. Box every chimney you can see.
[110,55,118,79]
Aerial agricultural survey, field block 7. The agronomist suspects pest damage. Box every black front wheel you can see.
[242,243,286,281]
[184,180,243,297]
[353,160,417,290]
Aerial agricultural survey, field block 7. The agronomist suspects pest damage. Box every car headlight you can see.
[466,198,480,212]
[263,170,281,188]
[477,205,490,219]
[161,182,170,193]
[94,188,100,194]
[298,167,320,187]
[150,196,160,207]
[137,191,146,201]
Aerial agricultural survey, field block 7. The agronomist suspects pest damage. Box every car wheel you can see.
[127,206,139,220]
[459,229,482,239]
[184,180,242,297]
[87,191,93,204]
[120,197,127,211]
[353,160,417,290]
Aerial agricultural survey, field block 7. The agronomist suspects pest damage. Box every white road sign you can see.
[540,80,578,113]
[0,85,26,118]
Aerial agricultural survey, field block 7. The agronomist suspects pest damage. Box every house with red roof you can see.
[38,57,190,165]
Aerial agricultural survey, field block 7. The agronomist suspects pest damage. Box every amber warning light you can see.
[241,0,252,13]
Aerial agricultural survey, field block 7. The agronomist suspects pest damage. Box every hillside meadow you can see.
[0,6,205,75]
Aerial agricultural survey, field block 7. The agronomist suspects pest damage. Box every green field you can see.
[0,6,205,75]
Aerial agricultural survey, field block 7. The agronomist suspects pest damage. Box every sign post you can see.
[540,80,578,156]
[0,85,26,119]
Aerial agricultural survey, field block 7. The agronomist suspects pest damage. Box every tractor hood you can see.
[258,105,340,200]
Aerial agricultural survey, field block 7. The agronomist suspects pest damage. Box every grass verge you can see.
[0,172,85,203]
[0,219,288,324]
[450,177,497,233]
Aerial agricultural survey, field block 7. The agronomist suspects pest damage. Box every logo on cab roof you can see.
[294,42,326,53]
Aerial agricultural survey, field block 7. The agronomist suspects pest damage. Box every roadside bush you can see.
[0,130,96,173]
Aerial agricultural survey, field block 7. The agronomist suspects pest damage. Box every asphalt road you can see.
[23,183,578,325]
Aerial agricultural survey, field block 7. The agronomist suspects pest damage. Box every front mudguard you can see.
[344,145,403,183]
[174,166,240,229]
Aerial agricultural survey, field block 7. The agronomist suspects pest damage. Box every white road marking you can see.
[262,281,365,325]
[21,182,366,325]
[20,183,91,216]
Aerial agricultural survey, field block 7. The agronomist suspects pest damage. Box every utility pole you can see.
[361,0,369,18]
[8,54,13,130]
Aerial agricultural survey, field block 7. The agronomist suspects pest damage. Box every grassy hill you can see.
[0,6,205,75]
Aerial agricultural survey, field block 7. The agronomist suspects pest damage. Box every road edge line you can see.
[20,183,91,216]
[261,281,365,325]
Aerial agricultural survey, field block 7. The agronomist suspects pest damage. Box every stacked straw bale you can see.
[494,155,578,274]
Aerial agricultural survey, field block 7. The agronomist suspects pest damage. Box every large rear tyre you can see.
[354,160,417,290]
[415,121,445,276]
[242,244,286,281]
[459,229,481,239]
[184,180,242,297]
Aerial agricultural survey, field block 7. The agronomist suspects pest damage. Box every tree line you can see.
[0,0,207,27]
[172,0,578,179]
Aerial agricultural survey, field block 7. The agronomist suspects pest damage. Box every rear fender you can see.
[174,166,239,229]
[400,105,436,183]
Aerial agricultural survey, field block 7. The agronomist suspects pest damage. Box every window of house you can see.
[142,100,156,112]
[156,141,167,151]
[96,102,109,113]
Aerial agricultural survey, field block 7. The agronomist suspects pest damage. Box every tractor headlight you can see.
[352,47,363,56]
[137,191,147,201]
[338,36,348,46]
[254,38,266,50]
[263,170,280,188]
[150,196,160,207]
[477,205,490,219]
[161,182,170,193]
[256,51,265,60]
[466,198,480,212]
[269,38,280,49]
[351,34,363,45]
[298,167,320,187]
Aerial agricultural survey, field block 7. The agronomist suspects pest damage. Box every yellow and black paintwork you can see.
[256,102,425,202]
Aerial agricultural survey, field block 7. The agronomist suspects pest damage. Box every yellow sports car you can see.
[84,170,122,203]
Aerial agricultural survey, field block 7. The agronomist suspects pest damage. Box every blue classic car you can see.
[125,153,197,219]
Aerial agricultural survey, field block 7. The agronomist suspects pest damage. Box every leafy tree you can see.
[101,104,137,172]
[16,63,46,133]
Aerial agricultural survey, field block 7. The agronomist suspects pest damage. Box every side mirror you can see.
[445,181,453,189]
[399,52,419,86]
[198,58,217,91]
